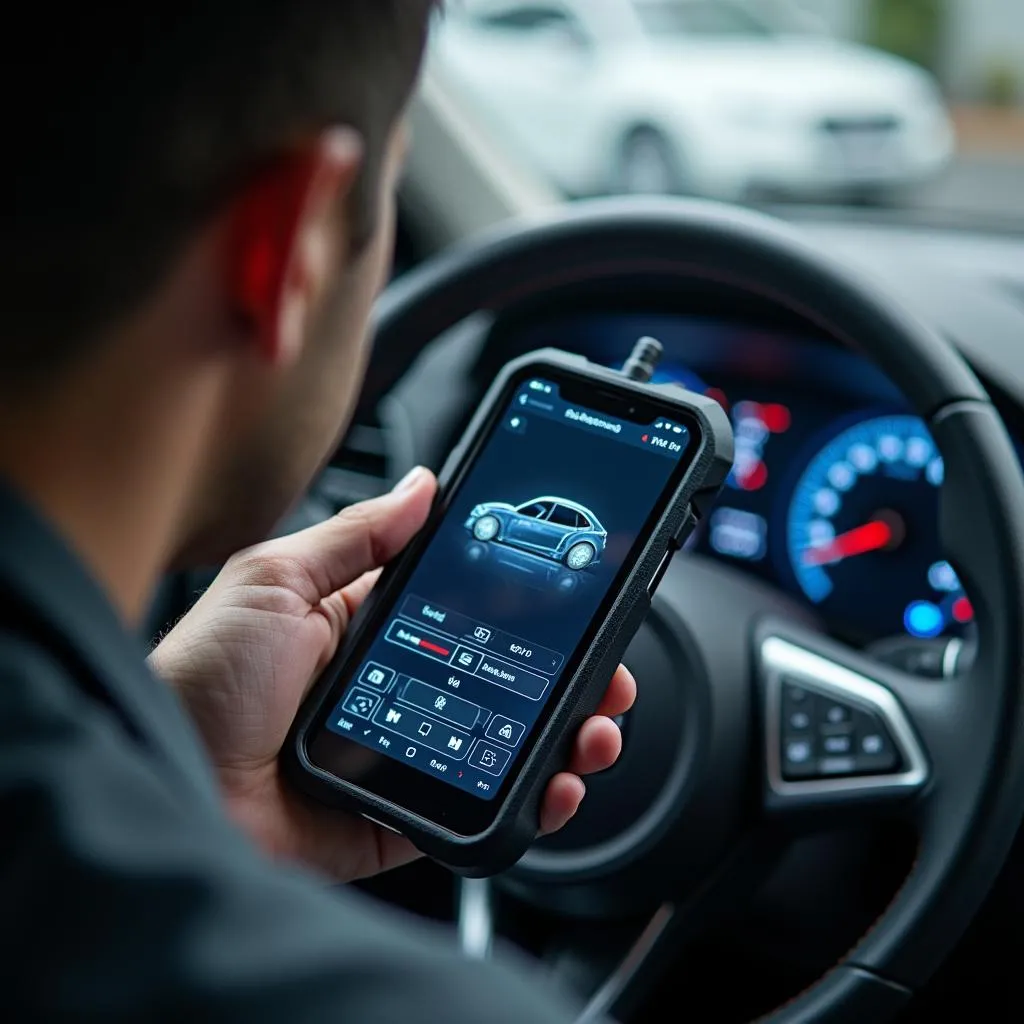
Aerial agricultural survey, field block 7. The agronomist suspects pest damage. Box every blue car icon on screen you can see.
[465,497,607,570]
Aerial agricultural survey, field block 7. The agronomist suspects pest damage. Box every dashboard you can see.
[220,211,1024,1018]
[318,195,1024,1015]
[487,310,1009,648]
[334,217,1024,665]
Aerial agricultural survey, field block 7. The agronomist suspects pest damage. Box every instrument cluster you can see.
[507,310,998,645]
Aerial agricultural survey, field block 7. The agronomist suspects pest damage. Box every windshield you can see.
[430,0,1024,226]
[635,1,772,37]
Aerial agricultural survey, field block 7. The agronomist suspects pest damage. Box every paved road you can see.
[914,154,1024,219]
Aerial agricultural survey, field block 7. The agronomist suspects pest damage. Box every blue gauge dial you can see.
[786,414,972,639]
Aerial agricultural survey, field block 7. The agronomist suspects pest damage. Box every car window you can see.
[431,0,1024,228]
[635,1,771,38]
[519,501,551,518]
[547,504,582,527]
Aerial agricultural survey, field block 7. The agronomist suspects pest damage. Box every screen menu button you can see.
[485,716,526,747]
[468,741,512,776]
[341,688,381,720]
[358,662,395,691]
[398,676,483,730]
[372,702,472,761]
[450,646,483,674]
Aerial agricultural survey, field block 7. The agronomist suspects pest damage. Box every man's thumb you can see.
[271,467,436,599]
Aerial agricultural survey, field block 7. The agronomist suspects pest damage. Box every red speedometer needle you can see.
[803,520,894,567]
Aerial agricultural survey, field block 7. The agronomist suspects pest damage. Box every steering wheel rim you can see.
[372,197,1024,1023]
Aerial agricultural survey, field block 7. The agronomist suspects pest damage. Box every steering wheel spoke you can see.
[757,628,934,819]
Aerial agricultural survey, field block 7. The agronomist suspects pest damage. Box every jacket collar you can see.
[0,476,217,802]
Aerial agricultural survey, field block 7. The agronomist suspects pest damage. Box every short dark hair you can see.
[0,2,436,388]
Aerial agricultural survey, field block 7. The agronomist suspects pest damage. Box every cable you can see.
[621,336,663,383]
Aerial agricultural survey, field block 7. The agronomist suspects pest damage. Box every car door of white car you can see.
[435,2,599,189]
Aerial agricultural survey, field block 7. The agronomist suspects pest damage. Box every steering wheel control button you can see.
[823,734,853,755]
[468,741,511,776]
[781,691,902,780]
[485,716,525,747]
[852,721,900,773]
[762,637,928,798]
[783,739,815,779]
[786,740,811,762]
[823,702,851,726]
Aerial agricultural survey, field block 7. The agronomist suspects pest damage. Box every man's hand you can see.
[149,468,636,882]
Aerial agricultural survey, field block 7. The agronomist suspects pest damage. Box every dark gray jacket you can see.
[0,480,580,1022]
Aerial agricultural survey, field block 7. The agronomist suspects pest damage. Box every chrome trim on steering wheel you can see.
[457,877,495,960]
[942,636,965,678]
[762,636,929,798]
[575,904,675,1024]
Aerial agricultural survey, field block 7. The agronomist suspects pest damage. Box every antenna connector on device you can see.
[621,336,663,383]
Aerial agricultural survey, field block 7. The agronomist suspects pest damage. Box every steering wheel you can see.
[370,199,1024,1023]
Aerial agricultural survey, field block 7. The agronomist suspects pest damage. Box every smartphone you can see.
[287,349,733,875]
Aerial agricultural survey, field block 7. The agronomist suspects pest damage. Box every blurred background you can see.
[427,0,1023,222]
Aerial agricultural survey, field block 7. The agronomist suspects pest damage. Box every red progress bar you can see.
[419,638,451,657]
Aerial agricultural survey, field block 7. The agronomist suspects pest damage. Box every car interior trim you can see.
[575,903,676,1024]
[941,637,965,679]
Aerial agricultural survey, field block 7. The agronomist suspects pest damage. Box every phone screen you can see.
[308,369,700,829]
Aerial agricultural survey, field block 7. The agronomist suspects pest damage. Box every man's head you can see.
[0,3,436,595]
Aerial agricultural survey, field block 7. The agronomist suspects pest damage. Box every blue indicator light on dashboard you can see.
[904,600,944,639]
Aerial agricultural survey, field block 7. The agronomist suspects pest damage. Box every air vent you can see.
[317,410,391,509]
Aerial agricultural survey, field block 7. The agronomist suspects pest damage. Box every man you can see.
[0,3,635,1020]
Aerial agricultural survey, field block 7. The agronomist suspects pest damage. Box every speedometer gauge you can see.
[786,414,973,640]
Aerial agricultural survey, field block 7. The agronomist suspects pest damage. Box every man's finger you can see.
[266,467,436,601]
[568,716,622,776]
[339,568,383,619]
[596,665,636,719]
[310,569,385,680]
[539,773,586,835]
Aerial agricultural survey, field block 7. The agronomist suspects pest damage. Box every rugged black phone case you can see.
[285,349,733,876]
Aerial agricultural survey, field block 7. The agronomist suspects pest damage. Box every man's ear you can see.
[228,127,364,367]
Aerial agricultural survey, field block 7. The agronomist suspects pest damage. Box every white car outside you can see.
[430,0,956,203]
